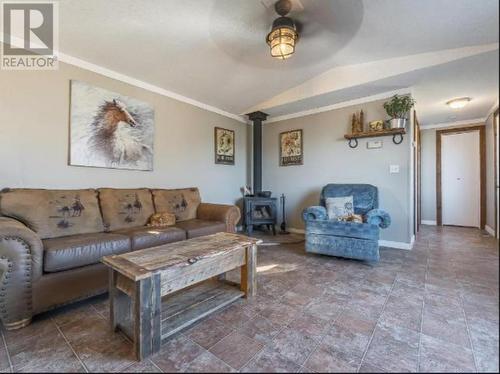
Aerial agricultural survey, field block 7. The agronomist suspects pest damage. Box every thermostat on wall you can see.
[367,140,383,149]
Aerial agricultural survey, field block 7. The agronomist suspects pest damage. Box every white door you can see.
[441,131,481,227]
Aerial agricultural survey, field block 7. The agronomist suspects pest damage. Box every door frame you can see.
[494,109,499,237]
[436,125,486,228]
[413,110,421,233]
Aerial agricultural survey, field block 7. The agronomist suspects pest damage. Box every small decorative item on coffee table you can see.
[102,232,261,360]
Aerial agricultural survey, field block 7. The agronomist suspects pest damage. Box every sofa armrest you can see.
[302,206,328,222]
[0,217,43,329]
[197,203,241,233]
[366,209,391,229]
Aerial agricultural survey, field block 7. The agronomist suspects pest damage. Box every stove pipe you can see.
[247,111,268,193]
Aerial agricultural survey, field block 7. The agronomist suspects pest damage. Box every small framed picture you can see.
[214,127,235,165]
[280,129,303,166]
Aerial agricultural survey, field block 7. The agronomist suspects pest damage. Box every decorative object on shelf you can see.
[266,0,299,60]
[383,94,415,129]
[359,110,364,132]
[351,111,364,133]
[70,80,154,171]
[214,127,235,165]
[369,120,384,132]
[344,128,406,149]
[279,193,290,235]
[241,185,252,197]
[280,129,303,166]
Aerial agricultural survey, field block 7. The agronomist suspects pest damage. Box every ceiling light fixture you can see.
[266,0,299,60]
[446,97,471,109]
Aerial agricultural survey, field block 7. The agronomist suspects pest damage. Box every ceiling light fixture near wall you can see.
[446,97,471,109]
[267,0,299,60]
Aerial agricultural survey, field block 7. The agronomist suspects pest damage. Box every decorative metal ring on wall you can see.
[348,139,358,148]
[392,134,404,145]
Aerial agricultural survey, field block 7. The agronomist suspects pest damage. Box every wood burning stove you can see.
[244,111,277,235]
[243,196,277,235]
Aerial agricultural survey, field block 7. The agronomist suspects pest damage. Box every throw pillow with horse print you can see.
[0,189,104,239]
[70,80,154,171]
[98,188,155,231]
[151,188,201,222]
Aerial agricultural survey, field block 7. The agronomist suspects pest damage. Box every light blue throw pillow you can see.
[326,196,354,220]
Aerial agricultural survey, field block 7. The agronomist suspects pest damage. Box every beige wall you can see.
[0,62,249,205]
[262,98,414,244]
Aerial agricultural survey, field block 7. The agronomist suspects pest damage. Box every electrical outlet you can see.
[390,165,400,174]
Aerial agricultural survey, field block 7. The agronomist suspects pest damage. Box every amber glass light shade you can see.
[266,17,298,60]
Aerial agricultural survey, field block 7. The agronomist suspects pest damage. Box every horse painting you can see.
[70,81,154,170]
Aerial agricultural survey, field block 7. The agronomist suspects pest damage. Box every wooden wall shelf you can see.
[344,128,406,148]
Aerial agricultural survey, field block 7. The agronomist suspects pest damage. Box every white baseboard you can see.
[289,227,413,250]
[421,220,437,226]
[379,240,413,250]
[485,225,496,237]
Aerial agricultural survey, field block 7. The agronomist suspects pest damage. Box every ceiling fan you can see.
[265,0,302,60]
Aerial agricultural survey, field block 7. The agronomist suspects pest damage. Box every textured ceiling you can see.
[58,0,499,124]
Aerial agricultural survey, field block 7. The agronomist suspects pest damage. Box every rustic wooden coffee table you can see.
[102,232,260,360]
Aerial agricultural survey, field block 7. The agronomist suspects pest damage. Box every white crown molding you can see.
[1,32,247,123]
[486,99,499,120]
[420,118,486,130]
[266,88,412,124]
[58,53,248,123]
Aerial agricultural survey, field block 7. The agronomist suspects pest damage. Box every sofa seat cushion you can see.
[113,226,186,251]
[43,233,131,273]
[174,219,226,239]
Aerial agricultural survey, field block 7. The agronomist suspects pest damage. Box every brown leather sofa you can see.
[0,187,240,330]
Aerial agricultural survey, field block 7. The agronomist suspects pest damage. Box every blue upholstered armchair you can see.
[302,184,390,262]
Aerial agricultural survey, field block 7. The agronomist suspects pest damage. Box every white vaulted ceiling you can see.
[57,0,499,125]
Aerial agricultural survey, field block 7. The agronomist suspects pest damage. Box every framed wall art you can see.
[214,127,235,165]
[70,80,154,171]
[280,129,303,166]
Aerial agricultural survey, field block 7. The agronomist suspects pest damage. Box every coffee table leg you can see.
[134,273,161,361]
[109,269,131,333]
[240,244,257,298]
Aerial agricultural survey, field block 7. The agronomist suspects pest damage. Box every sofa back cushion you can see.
[0,189,104,239]
[151,188,201,222]
[98,188,155,231]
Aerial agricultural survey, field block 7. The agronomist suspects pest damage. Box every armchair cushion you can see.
[366,209,391,229]
[320,184,378,215]
[306,219,379,241]
[302,206,328,221]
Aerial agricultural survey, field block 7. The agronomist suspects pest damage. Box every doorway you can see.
[436,126,486,228]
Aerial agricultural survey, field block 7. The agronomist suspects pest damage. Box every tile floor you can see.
[0,226,498,373]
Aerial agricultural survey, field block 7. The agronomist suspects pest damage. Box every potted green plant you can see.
[383,95,416,129]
